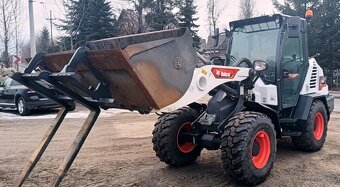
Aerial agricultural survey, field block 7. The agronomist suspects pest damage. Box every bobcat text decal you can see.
[211,68,239,79]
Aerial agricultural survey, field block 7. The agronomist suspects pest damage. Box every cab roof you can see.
[229,14,305,31]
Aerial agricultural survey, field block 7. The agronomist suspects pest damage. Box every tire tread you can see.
[221,111,277,185]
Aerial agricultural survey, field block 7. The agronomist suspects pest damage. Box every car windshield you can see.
[227,22,280,83]
[3,78,12,88]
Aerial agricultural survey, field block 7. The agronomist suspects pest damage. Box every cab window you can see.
[281,37,305,108]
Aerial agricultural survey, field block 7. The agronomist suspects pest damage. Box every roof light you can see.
[305,10,314,19]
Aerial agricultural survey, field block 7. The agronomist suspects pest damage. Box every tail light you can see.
[27,88,36,93]
[319,76,327,90]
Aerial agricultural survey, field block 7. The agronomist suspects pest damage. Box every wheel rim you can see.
[177,122,195,153]
[314,112,325,141]
[252,130,271,169]
[18,100,24,114]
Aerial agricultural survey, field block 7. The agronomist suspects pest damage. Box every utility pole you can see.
[15,0,19,71]
[28,0,36,57]
[46,10,56,46]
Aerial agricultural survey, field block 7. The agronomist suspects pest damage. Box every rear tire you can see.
[16,97,30,116]
[292,100,328,152]
[152,107,202,167]
[221,112,277,186]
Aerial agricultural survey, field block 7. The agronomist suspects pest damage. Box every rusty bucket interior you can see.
[38,28,198,111]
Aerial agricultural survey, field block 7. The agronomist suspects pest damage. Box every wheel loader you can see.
[12,14,334,186]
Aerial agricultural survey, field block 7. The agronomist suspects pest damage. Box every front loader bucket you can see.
[12,29,198,187]
[32,28,198,112]
[11,28,199,187]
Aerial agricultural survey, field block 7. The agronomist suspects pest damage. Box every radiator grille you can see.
[310,64,318,89]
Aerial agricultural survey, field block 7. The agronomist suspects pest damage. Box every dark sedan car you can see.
[0,78,73,115]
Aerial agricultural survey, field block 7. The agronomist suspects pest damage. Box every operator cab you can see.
[226,14,309,111]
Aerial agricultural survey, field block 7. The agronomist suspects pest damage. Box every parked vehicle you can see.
[0,78,74,115]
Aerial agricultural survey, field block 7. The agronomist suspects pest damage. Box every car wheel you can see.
[17,97,30,116]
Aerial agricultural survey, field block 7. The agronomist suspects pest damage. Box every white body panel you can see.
[300,58,329,96]
[253,79,278,106]
[160,58,328,112]
[160,65,250,112]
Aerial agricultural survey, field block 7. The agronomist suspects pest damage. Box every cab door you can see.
[281,36,307,108]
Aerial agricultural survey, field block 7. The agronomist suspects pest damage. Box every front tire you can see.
[221,112,277,186]
[292,100,328,152]
[152,107,202,167]
[17,97,30,116]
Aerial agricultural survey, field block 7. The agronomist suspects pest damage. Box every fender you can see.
[14,89,27,104]
[294,94,334,121]
[244,101,282,138]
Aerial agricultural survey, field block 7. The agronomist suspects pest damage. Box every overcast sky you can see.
[20,0,283,43]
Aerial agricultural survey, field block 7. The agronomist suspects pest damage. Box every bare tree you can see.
[0,0,23,68]
[13,1,24,55]
[239,0,255,19]
[207,0,228,36]
[117,9,139,35]
[121,0,146,33]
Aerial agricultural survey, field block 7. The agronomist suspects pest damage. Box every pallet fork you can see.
[12,50,102,187]
[11,28,198,186]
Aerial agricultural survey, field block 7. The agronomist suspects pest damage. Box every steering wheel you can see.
[210,56,224,66]
[234,58,253,68]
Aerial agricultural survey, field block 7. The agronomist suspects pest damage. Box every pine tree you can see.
[60,0,117,48]
[144,0,177,30]
[37,27,50,53]
[177,0,201,49]
[273,0,320,17]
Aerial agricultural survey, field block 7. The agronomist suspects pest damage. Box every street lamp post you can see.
[28,0,36,57]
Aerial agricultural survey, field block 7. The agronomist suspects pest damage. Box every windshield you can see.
[227,25,280,83]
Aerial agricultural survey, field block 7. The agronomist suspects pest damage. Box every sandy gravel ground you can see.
[0,108,339,187]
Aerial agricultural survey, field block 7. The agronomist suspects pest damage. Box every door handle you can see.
[282,69,289,79]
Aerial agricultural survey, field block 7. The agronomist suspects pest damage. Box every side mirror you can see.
[213,28,220,47]
[253,60,268,72]
[310,53,320,59]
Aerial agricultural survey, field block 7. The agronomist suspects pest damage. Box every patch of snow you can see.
[0,109,130,120]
